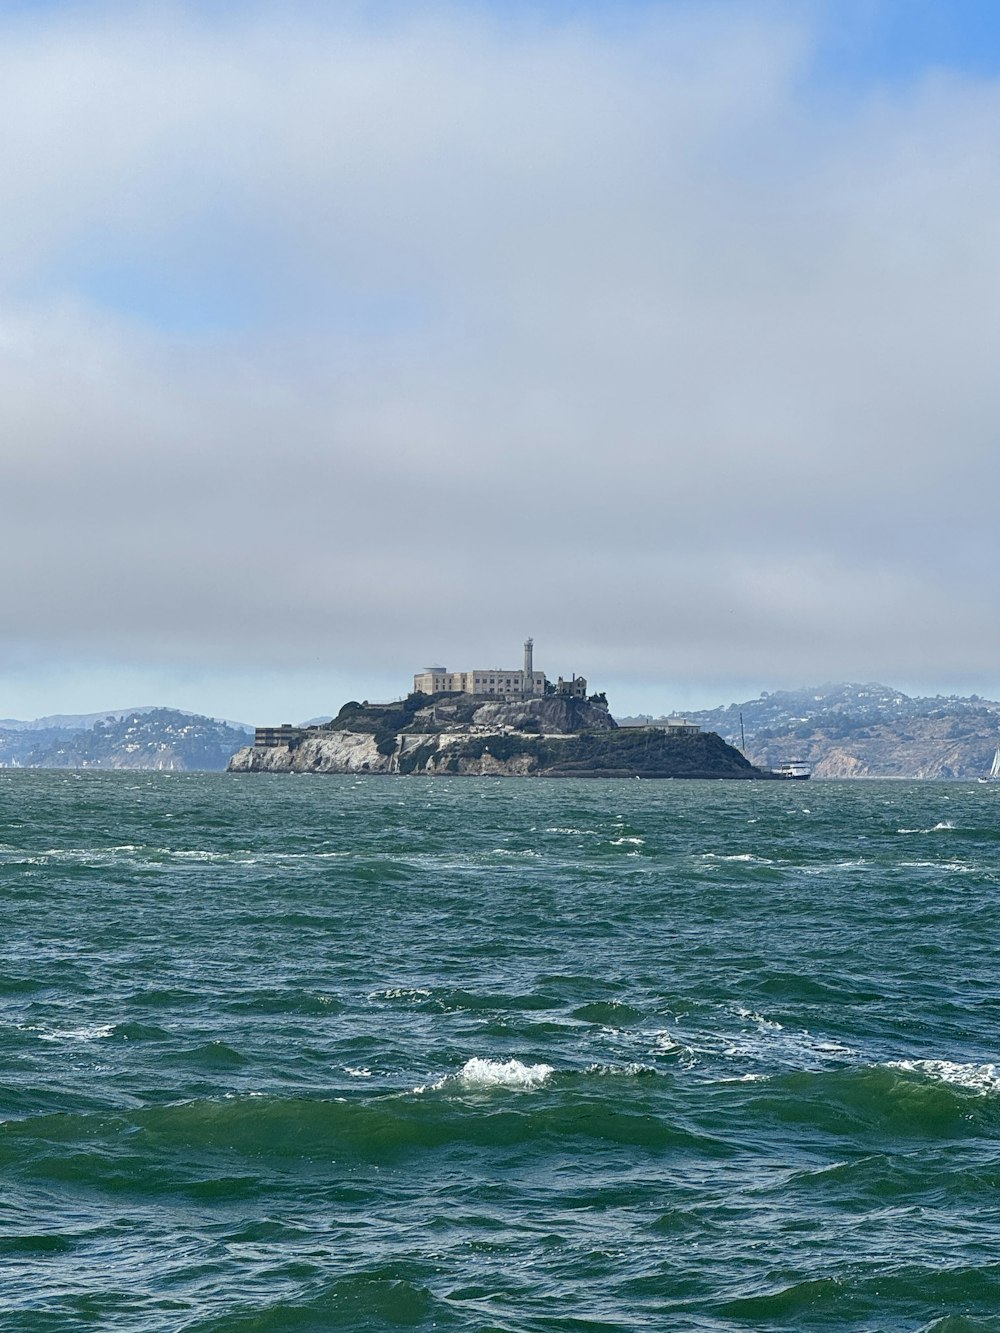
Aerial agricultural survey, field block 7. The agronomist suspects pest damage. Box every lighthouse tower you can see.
[523,637,534,695]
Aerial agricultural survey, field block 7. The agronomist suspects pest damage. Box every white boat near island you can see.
[977,746,1000,783]
[771,760,811,780]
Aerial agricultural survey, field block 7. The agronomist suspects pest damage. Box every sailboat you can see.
[978,746,1000,783]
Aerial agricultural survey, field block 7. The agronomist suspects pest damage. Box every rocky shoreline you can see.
[228,693,769,780]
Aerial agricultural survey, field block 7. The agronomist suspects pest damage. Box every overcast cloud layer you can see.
[2,1,999,718]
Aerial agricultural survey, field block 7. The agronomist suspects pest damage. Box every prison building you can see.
[413,638,547,698]
[254,724,305,747]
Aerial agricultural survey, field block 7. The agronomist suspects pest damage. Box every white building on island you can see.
[413,638,586,699]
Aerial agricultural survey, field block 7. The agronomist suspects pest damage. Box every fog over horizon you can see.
[2,1,999,723]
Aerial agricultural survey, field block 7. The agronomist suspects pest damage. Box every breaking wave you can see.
[454,1057,554,1088]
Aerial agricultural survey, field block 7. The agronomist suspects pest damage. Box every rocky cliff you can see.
[229,693,764,779]
[231,731,386,774]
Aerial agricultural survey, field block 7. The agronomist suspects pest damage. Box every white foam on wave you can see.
[646,1030,698,1067]
[585,1061,655,1077]
[897,822,956,835]
[34,1023,114,1043]
[715,1005,855,1070]
[172,849,244,862]
[647,1005,858,1080]
[802,858,870,874]
[701,852,775,865]
[610,836,644,846]
[36,845,141,862]
[723,1027,855,1065]
[735,1005,783,1029]
[457,1057,554,1088]
[898,859,972,873]
[887,1059,1000,1095]
[653,1030,687,1051]
[412,1057,554,1095]
[369,987,432,1001]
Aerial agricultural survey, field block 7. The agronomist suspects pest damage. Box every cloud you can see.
[1,1,999,710]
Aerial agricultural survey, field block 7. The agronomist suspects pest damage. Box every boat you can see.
[977,746,1000,783]
[771,760,811,780]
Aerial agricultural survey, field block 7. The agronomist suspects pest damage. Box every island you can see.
[229,640,771,780]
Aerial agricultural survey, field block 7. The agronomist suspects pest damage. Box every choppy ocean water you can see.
[2,770,1000,1331]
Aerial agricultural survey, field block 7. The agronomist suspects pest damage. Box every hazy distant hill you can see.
[0,708,151,766]
[0,707,155,732]
[621,683,1000,779]
[0,724,79,767]
[8,709,252,771]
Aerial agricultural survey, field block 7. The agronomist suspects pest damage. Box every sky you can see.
[2,0,1000,722]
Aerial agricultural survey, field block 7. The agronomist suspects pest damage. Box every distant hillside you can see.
[0,707,155,732]
[624,683,1000,779]
[0,708,153,766]
[17,709,252,771]
[0,724,81,767]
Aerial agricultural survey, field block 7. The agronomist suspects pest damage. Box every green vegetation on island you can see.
[391,726,759,779]
[231,691,765,779]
